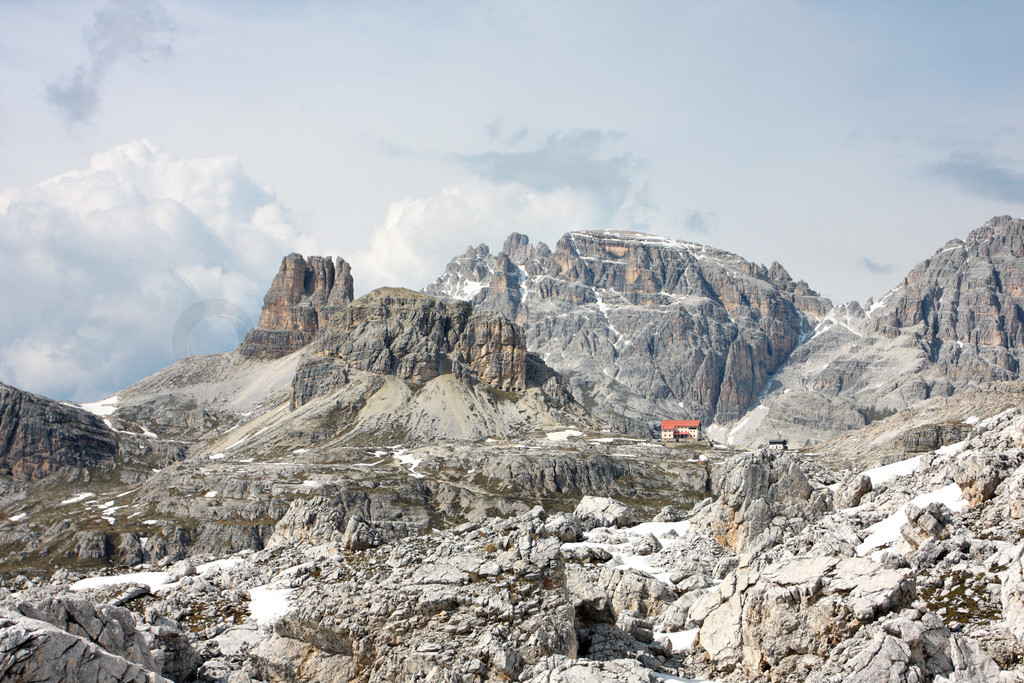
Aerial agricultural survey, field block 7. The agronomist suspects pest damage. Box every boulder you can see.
[834,474,873,510]
[573,496,637,531]
[545,513,584,543]
[955,450,1024,506]
[901,502,955,550]
[340,517,418,551]
[0,609,168,682]
[631,533,662,556]
[566,565,676,626]
[691,556,916,676]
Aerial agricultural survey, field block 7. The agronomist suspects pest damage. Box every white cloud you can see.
[459,130,638,215]
[351,128,650,292]
[0,140,315,401]
[46,0,176,123]
[351,179,605,292]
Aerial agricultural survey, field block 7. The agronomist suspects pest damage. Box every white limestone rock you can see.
[692,556,916,677]
[1001,547,1024,650]
[573,496,637,531]
[0,608,168,683]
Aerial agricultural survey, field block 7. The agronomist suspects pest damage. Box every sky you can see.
[1,0,1022,402]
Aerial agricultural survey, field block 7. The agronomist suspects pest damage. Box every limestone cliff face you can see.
[292,288,528,407]
[712,216,1024,448]
[0,383,118,481]
[873,215,1024,380]
[427,230,831,427]
[239,253,354,359]
[457,312,527,394]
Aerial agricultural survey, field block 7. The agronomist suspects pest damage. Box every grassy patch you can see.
[485,386,521,404]
[859,405,898,424]
[919,568,1003,626]
[178,597,249,633]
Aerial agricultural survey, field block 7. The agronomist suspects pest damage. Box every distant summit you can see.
[427,229,832,433]
[239,253,354,359]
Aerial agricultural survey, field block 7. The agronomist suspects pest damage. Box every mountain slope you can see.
[115,264,594,451]
[717,215,1024,447]
[0,254,609,570]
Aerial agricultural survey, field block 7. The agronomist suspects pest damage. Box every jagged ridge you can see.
[426,229,832,431]
[727,216,1024,447]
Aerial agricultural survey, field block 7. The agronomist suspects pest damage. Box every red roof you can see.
[662,420,701,430]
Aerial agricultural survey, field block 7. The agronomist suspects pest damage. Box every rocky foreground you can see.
[2,408,1023,682]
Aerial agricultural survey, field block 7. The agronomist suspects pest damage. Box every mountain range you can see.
[0,214,1023,683]
[426,215,1024,445]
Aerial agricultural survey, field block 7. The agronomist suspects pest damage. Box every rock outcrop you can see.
[0,382,118,481]
[902,423,973,454]
[0,609,168,682]
[292,287,528,406]
[690,556,917,676]
[10,595,159,672]
[268,488,428,549]
[239,253,354,359]
[0,591,185,683]
[691,450,832,554]
[254,507,579,682]
[808,611,1015,683]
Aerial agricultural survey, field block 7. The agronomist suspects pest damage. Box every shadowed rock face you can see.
[0,383,118,481]
[239,253,354,359]
[293,288,528,406]
[427,230,831,425]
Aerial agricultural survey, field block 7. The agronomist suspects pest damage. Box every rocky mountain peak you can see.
[290,287,530,408]
[870,215,1023,375]
[501,231,550,262]
[427,229,833,431]
[721,215,1024,449]
[239,253,354,359]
